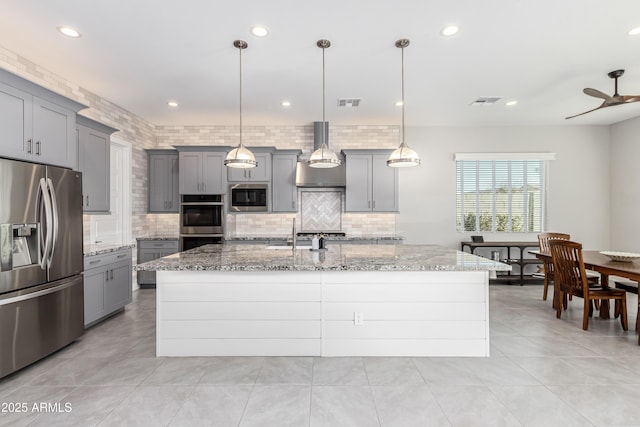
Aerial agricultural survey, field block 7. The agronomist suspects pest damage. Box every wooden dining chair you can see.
[538,232,570,301]
[550,239,628,331]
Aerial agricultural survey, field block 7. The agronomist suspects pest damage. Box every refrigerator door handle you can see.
[37,178,53,270]
[46,178,59,264]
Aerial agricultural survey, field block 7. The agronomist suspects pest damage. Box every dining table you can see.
[530,250,640,320]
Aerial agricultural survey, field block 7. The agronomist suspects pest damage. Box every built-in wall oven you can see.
[179,194,224,251]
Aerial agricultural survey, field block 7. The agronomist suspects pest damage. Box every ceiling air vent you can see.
[337,98,361,107]
[470,97,501,107]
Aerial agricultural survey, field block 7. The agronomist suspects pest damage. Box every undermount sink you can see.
[265,245,312,250]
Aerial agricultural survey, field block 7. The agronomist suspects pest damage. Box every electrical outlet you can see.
[353,311,364,326]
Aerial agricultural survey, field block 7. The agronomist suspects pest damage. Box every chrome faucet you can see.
[291,218,297,251]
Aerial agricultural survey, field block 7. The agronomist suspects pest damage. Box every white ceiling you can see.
[1,0,640,127]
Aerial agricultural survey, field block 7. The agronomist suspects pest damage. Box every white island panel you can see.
[156,269,490,357]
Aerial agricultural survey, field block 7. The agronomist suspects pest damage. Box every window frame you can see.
[454,153,555,233]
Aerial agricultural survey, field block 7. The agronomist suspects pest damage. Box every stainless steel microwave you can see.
[229,183,268,212]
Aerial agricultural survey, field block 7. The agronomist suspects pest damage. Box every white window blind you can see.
[455,156,548,233]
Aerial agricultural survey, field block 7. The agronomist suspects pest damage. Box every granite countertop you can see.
[84,243,136,257]
[226,235,404,242]
[135,243,511,272]
[136,236,179,241]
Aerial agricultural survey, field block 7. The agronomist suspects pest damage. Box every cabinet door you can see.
[149,153,179,212]
[179,152,203,194]
[32,97,76,169]
[372,154,398,212]
[227,165,248,182]
[84,266,107,326]
[0,82,32,161]
[272,154,298,212]
[105,259,132,311]
[137,248,160,285]
[202,151,226,194]
[251,153,271,181]
[167,155,179,211]
[227,152,271,182]
[78,125,110,212]
[345,154,372,212]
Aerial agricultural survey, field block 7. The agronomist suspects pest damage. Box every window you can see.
[455,153,554,233]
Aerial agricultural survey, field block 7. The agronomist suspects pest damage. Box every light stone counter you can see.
[84,243,135,257]
[135,243,510,272]
[140,243,510,358]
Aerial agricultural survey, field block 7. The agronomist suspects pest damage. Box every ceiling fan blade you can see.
[622,95,640,103]
[565,103,608,120]
[583,88,613,101]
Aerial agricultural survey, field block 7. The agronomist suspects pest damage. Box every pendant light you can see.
[387,39,421,168]
[308,39,341,168]
[225,40,257,169]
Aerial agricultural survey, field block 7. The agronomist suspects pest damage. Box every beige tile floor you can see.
[1,284,639,426]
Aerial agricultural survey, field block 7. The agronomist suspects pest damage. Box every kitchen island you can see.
[136,243,510,357]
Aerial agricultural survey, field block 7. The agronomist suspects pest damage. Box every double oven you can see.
[179,194,224,251]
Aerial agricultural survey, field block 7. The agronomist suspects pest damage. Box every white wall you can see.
[610,116,640,253]
[396,125,611,250]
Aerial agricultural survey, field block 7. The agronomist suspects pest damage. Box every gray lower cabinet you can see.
[178,149,227,194]
[0,69,86,169]
[343,150,398,212]
[83,248,132,327]
[137,239,179,286]
[147,150,179,212]
[271,151,300,212]
[77,115,118,213]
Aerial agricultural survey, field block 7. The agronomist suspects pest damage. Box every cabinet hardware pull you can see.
[117,254,127,258]
[110,269,114,280]
[372,201,376,209]
[89,260,101,265]
[36,141,41,156]
[27,139,33,154]
[105,271,109,281]
[87,195,90,206]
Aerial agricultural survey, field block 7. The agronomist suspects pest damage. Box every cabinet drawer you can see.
[84,249,132,271]
[138,240,179,250]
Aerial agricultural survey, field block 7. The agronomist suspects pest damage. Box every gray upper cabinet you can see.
[147,150,179,212]
[77,115,118,213]
[0,69,86,169]
[272,151,300,212]
[343,149,398,213]
[227,152,272,182]
[178,148,228,194]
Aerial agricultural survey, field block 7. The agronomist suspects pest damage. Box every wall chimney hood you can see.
[296,122,346,187]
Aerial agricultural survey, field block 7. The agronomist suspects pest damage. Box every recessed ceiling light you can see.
[628,26,640,36]
[440,25,459,36]
[250,26,269,37]
[57,26,81,38]
[505,100,518,106]
[167,101,178,107]
[395,101,403,107]
[281,100,291,107]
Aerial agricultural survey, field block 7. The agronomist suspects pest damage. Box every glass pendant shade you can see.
[308,39,341,169]
[308,143,341,168]
[387,141,421,167]
[387,38,421,168]
[224,144,257,168]
[226,39,257,169]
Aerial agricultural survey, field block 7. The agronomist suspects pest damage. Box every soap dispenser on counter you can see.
[311,235,320,251]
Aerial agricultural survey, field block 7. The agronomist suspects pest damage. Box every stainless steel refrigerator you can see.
[0,157,84,379]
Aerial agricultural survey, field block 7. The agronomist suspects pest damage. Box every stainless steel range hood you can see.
[295,122,346,187]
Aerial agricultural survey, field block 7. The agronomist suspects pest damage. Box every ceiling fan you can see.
[566,69,640,119]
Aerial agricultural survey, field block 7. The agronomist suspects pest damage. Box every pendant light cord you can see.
[239,44,243,151]
[400,44,405,147]
[321,44,326,153]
